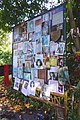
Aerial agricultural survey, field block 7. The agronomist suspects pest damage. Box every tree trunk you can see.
[66,0,80,51]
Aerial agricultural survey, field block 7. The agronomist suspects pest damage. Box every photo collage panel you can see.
[13,4,69,99]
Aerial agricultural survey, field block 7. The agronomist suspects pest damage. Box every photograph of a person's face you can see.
[30,81,35,87]
[28,31,35,42]
[24,61,31,72]
[42,21,49,35]
[24,81,29,89]
[36,59,42,67]
[48,71,58,80]
[35,54,43,69]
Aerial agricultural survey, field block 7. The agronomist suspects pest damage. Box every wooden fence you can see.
[0,65,12,76]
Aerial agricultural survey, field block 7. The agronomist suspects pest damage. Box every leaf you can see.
[24,103,30,108]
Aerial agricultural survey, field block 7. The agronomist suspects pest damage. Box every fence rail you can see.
[0,65,12,76]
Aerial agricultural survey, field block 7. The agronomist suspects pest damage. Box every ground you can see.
[0,78,51,120]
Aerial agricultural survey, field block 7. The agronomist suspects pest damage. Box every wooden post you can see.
[4,64,9,87]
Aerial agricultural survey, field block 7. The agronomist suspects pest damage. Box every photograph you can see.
[47,66,59,81]
[34,31,41,41]
[23,41,27,53]
[13,26,21,42]
[58,84,64,94]
[13,82,20,91]
[50,41,58,56]
[35,17,42,32]
[18,58,23,67]
[27,41,32,55]
[42,21,49,35]
[42,12,51,22]
[48,71,58,80]
[27,20,35,32]
[38,69,47,83]
[31,68,38,81]
[25,54,32,61]
[24,72,31,81]
[36,39,42,54]
[42,35,50,46]
[24,61,31,73]
[30,80,35,88]
[20,23,27,41]
[35,54,43,69]
[18,67,23,79]
[42,46,49,55]
[55,42,65,55]
[24,81,29,89]
[18,50,23,58]
[21,81,29,96]
[13,56,17,68]
[13,50,19,56]
[57,56,64,67]
[13,43,18,49]
[13,68,17,77]
[13,77,21,91]
[28,31,35,42]
[49,56,57,67]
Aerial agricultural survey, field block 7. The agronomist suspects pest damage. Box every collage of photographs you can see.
[13,5,69,100]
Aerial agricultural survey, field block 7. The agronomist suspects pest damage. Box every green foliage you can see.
[0,0,48,31]
[68,109,80,120]
[0,29,12,65]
